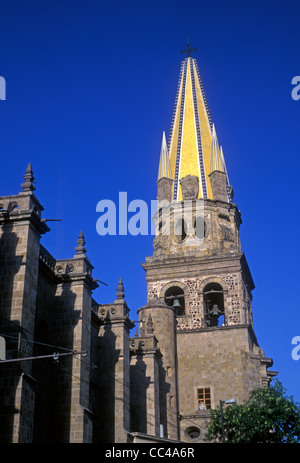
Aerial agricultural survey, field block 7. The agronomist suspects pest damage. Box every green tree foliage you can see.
[205,380,300,443]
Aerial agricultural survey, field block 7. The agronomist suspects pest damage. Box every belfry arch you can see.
[199,277,228,327]
[159,281,187,316]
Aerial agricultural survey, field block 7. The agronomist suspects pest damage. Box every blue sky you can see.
[1,0,300,403]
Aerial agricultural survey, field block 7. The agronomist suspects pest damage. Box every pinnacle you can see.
[75,231,87,254]
[21,162,36,192]
[116,277,125,300]
[146,314,154,334]
[209,124,222,174]
[157,131,172,180]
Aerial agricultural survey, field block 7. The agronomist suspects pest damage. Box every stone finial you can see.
[146,314,154,335]
[21,162,36,192]
[116,277,125,300]
[75,231,87,254]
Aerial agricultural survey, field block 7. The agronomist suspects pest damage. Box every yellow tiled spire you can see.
[166,54,231,202]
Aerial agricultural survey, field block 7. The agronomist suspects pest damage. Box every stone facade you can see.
[0,166,273,443]
[0,171,50,443]
[0,50,277,444]
[138,181,276,442]
[0,164,276,443]
[0,167,115,443]
[91,283,134,443]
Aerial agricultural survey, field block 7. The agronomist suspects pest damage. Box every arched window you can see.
[194,216,206,240]
[203,283,225,327]
[158,208,163,232]
[174,219,187,242]
[164,286,185,316]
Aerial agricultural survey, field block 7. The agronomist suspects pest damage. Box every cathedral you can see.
[0,47,276,443]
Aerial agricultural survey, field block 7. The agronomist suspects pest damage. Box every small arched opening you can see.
[194,216,206,240]
[203,283,225,327]
[164,286,185,316]
[174,218,187,242]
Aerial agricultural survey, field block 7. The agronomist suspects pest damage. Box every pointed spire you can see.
[158,131,172,180]
[75,231,87,255]
[167,55,214,200]
[116,277,125,300]
[162,53,232,201]
[21,162,36,192]
[209,129,230,202]
[146,314,154,335]
[209,124,222,174]
[219,145,230,184]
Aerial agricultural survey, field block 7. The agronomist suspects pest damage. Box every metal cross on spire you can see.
[180,37,197,57]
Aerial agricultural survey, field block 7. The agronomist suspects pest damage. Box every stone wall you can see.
[130,333,161,437]
[92,296,133,443]
[176,325,268,442]
[145,257,253,331]
[0,190,48,443]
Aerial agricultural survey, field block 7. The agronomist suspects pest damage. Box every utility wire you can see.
[0,333,76,353]
[78,351,210,436]
[0,351,85,364]
[1,319,209,437]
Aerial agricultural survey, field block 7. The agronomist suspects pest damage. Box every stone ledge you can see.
[176,323,251,335]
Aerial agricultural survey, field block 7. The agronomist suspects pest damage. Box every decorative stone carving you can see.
[219,223,234,242]
[180,175,199,200]
[153,234,171,251]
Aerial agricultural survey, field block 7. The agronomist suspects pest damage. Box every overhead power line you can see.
[0,350,87,364]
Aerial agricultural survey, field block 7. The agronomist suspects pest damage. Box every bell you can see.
[173,298,181,309]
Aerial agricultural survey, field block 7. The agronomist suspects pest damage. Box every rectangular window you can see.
[197,387,211,410]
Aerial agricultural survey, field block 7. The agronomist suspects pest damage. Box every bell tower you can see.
[138,47,276,442]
